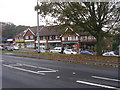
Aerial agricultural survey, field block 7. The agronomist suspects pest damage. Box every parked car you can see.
[102,51,118,56]
[0,45,7,50]
[80,50,94,55]
[7,46,14,51]
[34,48,47,53]
[0,46,3,50]
[13,46,19,50]
[50,47,62,53]
[6,45,19,51]
[63,49,77,54]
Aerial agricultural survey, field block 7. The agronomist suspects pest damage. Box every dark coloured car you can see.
[80,50,94,55]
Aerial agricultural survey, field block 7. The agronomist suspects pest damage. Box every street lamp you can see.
[36,0,45,53]
[37,0,40,53]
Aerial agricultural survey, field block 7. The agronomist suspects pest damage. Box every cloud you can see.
[0,0,37,26]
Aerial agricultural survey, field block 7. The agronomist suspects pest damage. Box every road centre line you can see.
[76,80,119,89]
[92,76,120,82]
[3,64,45,75]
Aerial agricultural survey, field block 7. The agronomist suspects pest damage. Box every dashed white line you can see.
[3,64,45,75]
[21,63,58,71]
[92,76,120,82]
[37,71,57,73]
[76,80,119,89]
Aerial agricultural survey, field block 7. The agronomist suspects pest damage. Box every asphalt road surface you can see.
[1,54,120,89]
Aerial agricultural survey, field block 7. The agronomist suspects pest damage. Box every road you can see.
[1,54,120,89]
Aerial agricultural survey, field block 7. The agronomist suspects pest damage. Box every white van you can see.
[50,47,62,53]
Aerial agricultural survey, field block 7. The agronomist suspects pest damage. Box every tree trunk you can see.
[96,36,103,56]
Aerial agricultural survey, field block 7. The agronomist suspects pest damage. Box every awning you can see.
[7,39,13,41]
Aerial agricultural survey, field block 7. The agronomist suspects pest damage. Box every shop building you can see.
[15,31,26,48]
[15,26,97,51]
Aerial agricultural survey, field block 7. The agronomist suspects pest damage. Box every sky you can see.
[0,0,119,26]
[0,0,40,26]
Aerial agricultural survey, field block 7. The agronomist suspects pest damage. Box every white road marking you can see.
[10,63,23,66]
[92,76,120,82]
[21,63,58,71]
[37,70,57,73]
[76,80,119,89]
[3,64,45,75]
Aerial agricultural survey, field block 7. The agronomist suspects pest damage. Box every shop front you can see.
[25,40,35,49]
[62,42,79,52]
[48,40,61,49]
[15,40,25,48]
[35,40,61,49]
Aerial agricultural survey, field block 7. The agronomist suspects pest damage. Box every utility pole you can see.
[37,0,40,53]
[118,45,120,56]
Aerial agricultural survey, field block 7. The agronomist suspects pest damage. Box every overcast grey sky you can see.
[0,0,119,26]
[0,0,39,26]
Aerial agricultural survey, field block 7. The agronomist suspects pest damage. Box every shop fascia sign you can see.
[63,42,78,44]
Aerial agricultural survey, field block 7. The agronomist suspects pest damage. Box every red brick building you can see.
[15,26,97,51]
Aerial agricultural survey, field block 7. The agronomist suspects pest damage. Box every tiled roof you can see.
[29,26,64,36]
[16,25,91,37]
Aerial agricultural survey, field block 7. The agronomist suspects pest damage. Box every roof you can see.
[16,25,91,37]
[28,26,90,36]
[27,26,64,36]
[39,26,63,36]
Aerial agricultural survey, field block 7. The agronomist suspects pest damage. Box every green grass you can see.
[1,50,65,55]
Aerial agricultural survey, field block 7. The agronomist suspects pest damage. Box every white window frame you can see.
[30,36,34,39]
[25,36,29,39]
[55,35,60,39]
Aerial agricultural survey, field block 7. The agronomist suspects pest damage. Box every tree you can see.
[35,2,120,55]
[2,23,17,38]
[16,25,30,35]
[2,23,30,39]
[112,30,120,53]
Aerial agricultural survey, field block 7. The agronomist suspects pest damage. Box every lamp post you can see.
[37,0,40,53]
[118,45,120,56]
